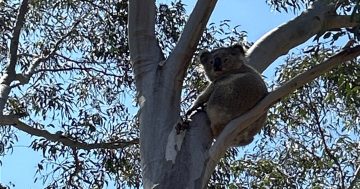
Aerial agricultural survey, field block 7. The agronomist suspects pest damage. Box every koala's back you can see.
[206,68,267,145]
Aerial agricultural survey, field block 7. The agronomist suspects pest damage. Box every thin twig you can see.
[11,17,83,88]
[0,115,138,150]
[317,127,345,188]
[305,89,345,188]
[349,166,360,189]
[68,148,81,187]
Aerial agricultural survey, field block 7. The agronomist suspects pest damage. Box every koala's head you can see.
[199,44,246,81]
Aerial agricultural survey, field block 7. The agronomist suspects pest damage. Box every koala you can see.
[186,44,268,146]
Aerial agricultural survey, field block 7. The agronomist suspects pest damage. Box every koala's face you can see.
[199,44,246,81]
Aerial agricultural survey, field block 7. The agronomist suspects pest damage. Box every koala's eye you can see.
[223,58,229,63]
[209,60,214,65]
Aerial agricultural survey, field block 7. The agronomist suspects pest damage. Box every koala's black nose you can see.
[214,57,222,71]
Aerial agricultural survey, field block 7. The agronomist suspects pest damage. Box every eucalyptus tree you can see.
[0,0,359,188]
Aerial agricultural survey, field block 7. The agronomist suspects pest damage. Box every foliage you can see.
[1,0,139,188]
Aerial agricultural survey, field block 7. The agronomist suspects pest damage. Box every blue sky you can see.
[0,0,296,188]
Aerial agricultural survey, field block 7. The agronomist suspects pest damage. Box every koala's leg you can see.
[186,83,215,116]
[235,112,267,146]
[233,134,254,147]
[207,109,231,137]
[210,123,223,137]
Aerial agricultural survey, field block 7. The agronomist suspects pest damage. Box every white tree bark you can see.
[128,0,217,188]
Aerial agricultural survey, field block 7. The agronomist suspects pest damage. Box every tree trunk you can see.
[128,1,216,188]
[133,58,213,189]
[137,67,215,188]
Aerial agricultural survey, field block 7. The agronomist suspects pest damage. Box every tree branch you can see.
[0,115,138,150]
[0,84,11,115]
[12,20,81,87]
[68,148,81,187]
[128,0,162,69]
[168,0,218,77]
[34,67,120,78]
[349,166,360,189]
[313,104,345,188]
[11,56,122,88]
[247,0,360,73]
[202,45,360,187]
[0,0,29,115]
[4,0,29,84]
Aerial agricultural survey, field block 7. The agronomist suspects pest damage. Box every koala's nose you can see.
[214,57,222,71]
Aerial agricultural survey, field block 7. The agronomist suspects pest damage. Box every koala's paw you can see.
[175,120,190,134]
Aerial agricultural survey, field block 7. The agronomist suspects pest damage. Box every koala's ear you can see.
[229,44,245,55]
[199,50,211,64]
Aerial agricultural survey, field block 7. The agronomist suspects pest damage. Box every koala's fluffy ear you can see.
[199,50,211,64]
[229,44,245,55]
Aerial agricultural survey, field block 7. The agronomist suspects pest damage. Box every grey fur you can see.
[187,44,268,146]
